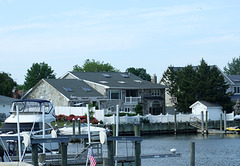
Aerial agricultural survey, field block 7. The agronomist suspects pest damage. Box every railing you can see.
[125,97,141,104]
[103,112,235,124]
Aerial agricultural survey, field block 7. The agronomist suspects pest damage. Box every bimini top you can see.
[10,99,54,114]
[12,99,51,103]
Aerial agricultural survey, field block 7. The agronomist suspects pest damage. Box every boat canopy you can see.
[10,99,54,114]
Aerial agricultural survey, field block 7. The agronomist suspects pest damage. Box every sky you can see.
[0,0,240,85]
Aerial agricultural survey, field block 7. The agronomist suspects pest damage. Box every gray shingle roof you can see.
[0,95,16,105]
[69,72,166,89]
[227,75,240,83]
[199,101,222,107]
[44,79,104,99]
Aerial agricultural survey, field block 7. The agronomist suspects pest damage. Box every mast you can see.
[16,104,22,162]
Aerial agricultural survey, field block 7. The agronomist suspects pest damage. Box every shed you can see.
[189,101,223,120]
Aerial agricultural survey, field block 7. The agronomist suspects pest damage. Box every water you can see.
[139,134,240,166]
[69,133,240,166]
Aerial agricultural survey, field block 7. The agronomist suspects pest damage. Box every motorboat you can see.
[0,99,58,156]
[58,123,110,141]
[226,126,240,132]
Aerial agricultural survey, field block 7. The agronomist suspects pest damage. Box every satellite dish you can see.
[23,133,31,148]
[99,131,107,144]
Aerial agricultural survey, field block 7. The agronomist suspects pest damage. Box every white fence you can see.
[55,106,235,124]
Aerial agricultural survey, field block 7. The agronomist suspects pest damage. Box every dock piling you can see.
[32,143,38,166]
[60,142,68,166]
[205,111,208,134]
[190,142,195,166]
[220,114,222,131]
[201,111,204,135]
[174,111,177,135]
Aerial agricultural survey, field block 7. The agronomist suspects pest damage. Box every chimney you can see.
[152,74,157,83]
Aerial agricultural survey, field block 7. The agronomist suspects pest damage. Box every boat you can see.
[0,99,59,156]
[226,126,240,132]
[58,123,110,141]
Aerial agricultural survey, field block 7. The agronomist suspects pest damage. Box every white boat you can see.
[0,99,58,155]
[58,123,110,141]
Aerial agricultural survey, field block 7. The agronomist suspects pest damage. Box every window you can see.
[118,81,126,84]
[151,90,161,96]
[109,90,121,99]
[63,87,73,92]
[102,73,111,78]
[234,87,240,94]
[99,81,108,84]
[82,87,91,92]
[134,80,142,83]
[121,74,129,78]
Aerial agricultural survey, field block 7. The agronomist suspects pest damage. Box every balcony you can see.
[125,97,141,105]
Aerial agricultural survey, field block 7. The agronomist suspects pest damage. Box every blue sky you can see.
[0,0,240,84]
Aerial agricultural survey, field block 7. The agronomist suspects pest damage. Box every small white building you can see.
[189,101,223,121]
[0,95,16,121]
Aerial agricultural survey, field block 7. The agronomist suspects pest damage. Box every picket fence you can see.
[55,106,235,124]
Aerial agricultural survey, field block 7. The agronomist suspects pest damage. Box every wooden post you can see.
[72,118,75,136]
[39,153,46,164]
[32,143,38,166]
[174,111,177,135]
[112,124,116,156]
[201,111,204,135]
[78,118,81,135]
[103,140,114,166]
[135,141,141,166]
[61,142,68,166]
[190,142,195,166]
[205,111,208,134]
[224,111,227,133]
[134,124,140,136]
[220,114,222,131]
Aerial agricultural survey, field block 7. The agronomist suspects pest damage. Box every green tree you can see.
[24,62,56,90]
[126,67,151,81]
[135,102,143,115]
[73,59,119,72]
[0,72,16,97]
[161,59,233,113]
[224,56,240,75]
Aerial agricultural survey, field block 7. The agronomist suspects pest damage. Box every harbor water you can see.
[68,133,240,166]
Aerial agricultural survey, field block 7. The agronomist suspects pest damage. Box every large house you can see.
[23,72,167,115]
[23,79,105,107]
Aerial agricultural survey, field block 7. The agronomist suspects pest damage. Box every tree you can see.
[0,72,16,97]
[161,59,233,113]
[24,62,56,90]
[73,59,119,72]
[224,56,240,75]
[126,67,151,81]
